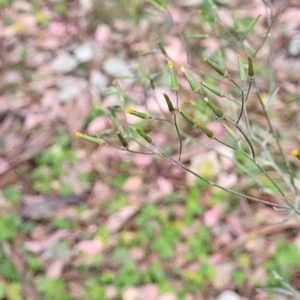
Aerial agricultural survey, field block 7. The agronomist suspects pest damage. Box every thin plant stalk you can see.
[256,92,297,195]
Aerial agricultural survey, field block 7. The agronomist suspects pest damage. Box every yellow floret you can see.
[75,132,82,138]
[125,107,133,114]
[167,61,174,68]
[291,149,299,157]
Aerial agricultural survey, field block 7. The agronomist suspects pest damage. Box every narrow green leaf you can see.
[188,34,208,39]
[115,81,125,103]
[148,0,165,11]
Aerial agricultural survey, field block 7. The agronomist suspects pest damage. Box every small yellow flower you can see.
[177,64,185,72]
[75,132,82,138]
[167,61,174,68]
[125,107,148,119]
[125,107,133,114]
[292,149,300,160]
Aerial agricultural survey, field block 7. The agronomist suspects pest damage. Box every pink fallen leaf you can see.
[207,121,224,135]
[226,216,245,236]
[122,287,140,300]
[133,154,153,167]
[41,89,64,119]
[209,253,224,266]
[164,37,188,65]
[46,259,66,279]
[73,240,103,256]
[129,248,145,261]
[39,37,61,50]
[87,116,107,134]
[24,114,45,130]
[95,24,111,46]
[158,292,177,300]
[138,284,159,300]
[122,176,143,193]
[48,21,67,37]
[212,263,235,290]
[25,230,69,253]
[204,204,222,227]
[106,205,140,233]
[156,176,173,195]
[105,286,117,299]
[87,181,111,204]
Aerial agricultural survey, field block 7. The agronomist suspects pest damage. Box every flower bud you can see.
[136,128,153,144]
[163,93,175,112]
[247,56,254,79]
[204,57,228,77]
[125,107,148,119]
[292,149,300,160]
[201,81,224,97]
[180,110,194,125]
[193,119,214,138]
[178,64,201,93]
[75,132,104,145]
[221,122,238,142]
[237,54,247,82]
[204,97,224,118]
[167,61,179,91]
[117,131,128,148]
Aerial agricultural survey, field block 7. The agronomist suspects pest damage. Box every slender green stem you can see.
[174,92,183,162]
[245,80,252,103]
[159,151,289,209]
[213,137,236,150]
[256,92,297,195]
[228,120,256,159]
[236,89,245,124]
[149,116,172,123]
[227,78,245,125]
[253,6,273,58]
[120,135,291,210]
[101,138,155,155]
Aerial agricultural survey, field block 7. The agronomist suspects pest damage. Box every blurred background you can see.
[0,0,300,299]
